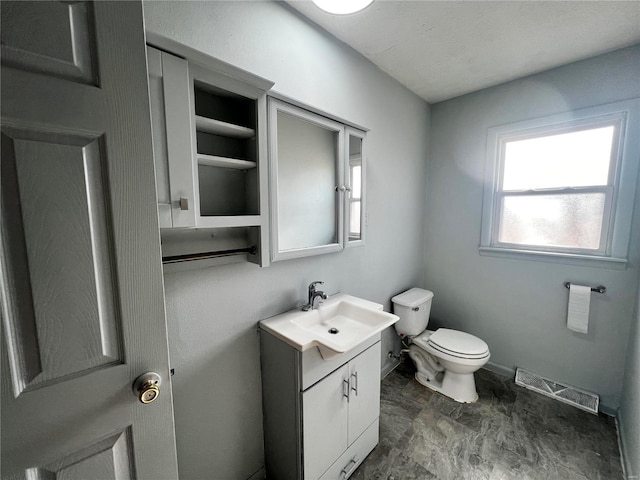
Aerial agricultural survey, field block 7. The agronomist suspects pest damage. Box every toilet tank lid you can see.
[392,288,434,307]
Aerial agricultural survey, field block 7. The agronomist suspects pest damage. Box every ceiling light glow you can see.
[311,0,374,15]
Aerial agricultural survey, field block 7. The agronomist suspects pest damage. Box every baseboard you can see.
[599,403,618,417]
[617,410,638,480]
[247,467,265,480]
[381,358,401,379]
[483,361,516,379]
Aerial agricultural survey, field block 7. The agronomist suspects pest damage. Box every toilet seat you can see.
[414,328,489,360]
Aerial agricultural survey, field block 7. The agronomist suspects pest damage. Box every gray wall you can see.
[425,46,640,412]
[620,275,640,479]
[143,2,429,479]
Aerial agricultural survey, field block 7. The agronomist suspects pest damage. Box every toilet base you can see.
[414,370,479,403]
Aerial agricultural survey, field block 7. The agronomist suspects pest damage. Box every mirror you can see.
[276,111,339,250]
[269,98,345,261]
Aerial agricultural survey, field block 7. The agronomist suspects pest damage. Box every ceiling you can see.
[286,1,640,103]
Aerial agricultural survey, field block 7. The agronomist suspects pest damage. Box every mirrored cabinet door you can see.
[268,98,345,261]
[346,128,366,246]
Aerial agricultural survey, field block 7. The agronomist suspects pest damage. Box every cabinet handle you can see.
[342,378,350,401]
[179,197,189,211]
[351,371,358,396]
[340,458,358,479]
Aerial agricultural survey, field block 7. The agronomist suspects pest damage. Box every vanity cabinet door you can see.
[347,342,381,445]
[302,364,349,480]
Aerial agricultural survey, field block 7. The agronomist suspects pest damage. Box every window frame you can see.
[480,98,640,269]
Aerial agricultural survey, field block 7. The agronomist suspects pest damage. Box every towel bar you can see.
[162,245,257,264]
[564,282,606,294]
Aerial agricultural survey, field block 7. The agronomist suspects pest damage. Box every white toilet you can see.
[392,288,490,403]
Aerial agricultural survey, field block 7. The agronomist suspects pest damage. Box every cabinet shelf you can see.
[197,153,257,170]
[195,115,255,139]
[196,215,262,228]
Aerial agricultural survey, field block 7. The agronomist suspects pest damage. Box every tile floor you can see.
[352,361,623,480]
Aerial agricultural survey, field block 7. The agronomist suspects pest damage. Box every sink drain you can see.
[328,328,339,334]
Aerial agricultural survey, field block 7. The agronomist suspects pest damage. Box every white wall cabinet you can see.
[147,45,273,266]
[267,97,367,262]
[260,331,381,480]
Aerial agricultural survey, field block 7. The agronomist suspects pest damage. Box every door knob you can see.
[132,372,161,404]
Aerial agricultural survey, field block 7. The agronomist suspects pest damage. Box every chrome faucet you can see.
[302,281,328,311]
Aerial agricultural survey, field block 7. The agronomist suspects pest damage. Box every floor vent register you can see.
[515,367,599,414]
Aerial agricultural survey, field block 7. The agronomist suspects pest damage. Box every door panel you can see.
[3,130,122,393]
[1,2,178,478]
[348,342,381,445]
[0,1,96,84]
[26,429,134,480]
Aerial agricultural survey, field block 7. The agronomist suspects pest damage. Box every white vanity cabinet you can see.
[146,44,273,266]
[260,331,381,480]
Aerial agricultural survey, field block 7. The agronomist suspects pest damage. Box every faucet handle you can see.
[309,281,324,291]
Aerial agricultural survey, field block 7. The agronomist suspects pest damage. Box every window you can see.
[498,123,616,253]
[480,99,640,268]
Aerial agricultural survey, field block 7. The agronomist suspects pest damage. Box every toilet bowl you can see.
[392,288,490,403]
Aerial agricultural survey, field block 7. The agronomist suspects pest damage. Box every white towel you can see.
[567,284,591,334]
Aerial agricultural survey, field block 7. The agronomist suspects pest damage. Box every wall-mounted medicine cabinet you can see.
[147,44,273,267]
[268,97,367,262]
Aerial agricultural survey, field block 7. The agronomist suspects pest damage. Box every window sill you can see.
[478,246,627,270]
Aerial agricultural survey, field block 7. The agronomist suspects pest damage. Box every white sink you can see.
[259,293,399,359]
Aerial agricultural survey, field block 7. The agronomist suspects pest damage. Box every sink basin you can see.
[259,293,399,359]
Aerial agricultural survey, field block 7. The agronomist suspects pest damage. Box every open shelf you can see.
[195,115,255,139]
[197,153,257,170]
[160,225,263,271]
[193,84,259,219]
[196,215,262,229]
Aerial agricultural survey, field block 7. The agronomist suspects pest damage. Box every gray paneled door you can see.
[0,2,179,479]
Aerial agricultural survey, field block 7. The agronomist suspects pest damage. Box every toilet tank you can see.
[392,288,434,337]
